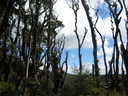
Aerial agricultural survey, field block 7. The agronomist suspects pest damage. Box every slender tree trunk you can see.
[115,38,119,91]
[47,0,52,79]
[102,41,108,85]
[26,34,32,78]
[122,0,128,94]
[3,31,8,82]
[109,61,114,90]
[95,14,108,84]
[105,0,123,91]
[17,2,21,62]
[74,8,82,74]
[69,1,87,75]
[46,0,52,95]
[33,0,40,84]
[26,0,34,78]
[22,10,27,61]
[81,0,99,87]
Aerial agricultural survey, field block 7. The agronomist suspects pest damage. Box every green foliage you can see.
[0,82,15,95]
[72,74,94,95]
[38,78,53,96]
[61,65,95,96]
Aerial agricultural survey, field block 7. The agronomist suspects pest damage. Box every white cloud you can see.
[88,0,105,9]
[98,56,111,74]
[97,46,113,56]
[63,65,75,74]
[71,54,76,58]
[67,65,75,74]
[83,63,93,73]
[96,17,113,38]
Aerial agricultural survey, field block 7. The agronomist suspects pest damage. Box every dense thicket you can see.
[0,0,68,95]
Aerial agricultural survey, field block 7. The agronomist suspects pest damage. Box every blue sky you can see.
[53,0,127,74]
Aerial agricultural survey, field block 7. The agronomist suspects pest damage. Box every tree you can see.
[81,0,99,88]
[93,7,109,85]
[104,0,124,91]
[66,0,87,75]
[51,36,68,93]
[68,65,94,95]
[0,1,68,95]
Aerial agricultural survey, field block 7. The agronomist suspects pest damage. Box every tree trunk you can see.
[26,34,32,78]
[47,0,52,79]
[81,0,99,87]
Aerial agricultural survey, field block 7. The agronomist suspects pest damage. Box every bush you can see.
[60,64,95,96]
[72,73,94,95]
[0,82,15,95]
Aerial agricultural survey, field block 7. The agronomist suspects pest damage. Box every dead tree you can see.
[81,0,99,88]
[90,3,109,85]
[66,0,87,75]
[95,28,109,85]
[105,0,124,91]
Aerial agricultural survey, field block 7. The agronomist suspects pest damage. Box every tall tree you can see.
[105,0,123,91]
[51,36,68,93]
[66,0,87,74]
[81,0,99,88]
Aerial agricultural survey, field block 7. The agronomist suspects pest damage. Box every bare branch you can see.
[80,27,87,47]
[94,7,108,85]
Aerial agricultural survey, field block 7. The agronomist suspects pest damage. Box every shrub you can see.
[0,82,15,95]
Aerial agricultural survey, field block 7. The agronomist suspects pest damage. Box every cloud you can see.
[83,63,93,73]
[71,54,76,58]
[63,65,75,74]
[98,56,111,74]
[67,65,74,74]
[97,46,113,56]
[88,0,105,9]
[95,17,113,38]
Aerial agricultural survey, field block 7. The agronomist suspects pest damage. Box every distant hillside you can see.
[100,75,105,83]
[65,74,106,84]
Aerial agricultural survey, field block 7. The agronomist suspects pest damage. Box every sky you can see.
[53,0,128,75]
